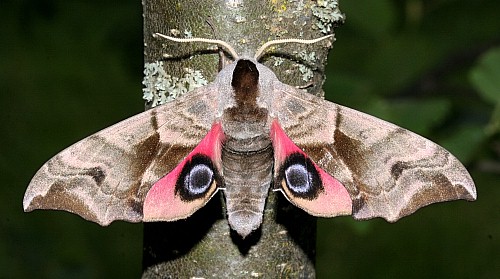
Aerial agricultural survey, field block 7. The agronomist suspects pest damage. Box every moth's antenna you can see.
[205,18,228,71]
[254,34,334,60]
[154,33,239,60]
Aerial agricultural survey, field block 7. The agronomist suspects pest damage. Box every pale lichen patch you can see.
[311,0,344,34]
[142,61,208,107]
[184,30,193,38]
[294,50,317,81]
[273,57,285,67]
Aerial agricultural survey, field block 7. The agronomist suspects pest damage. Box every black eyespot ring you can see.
[285,164,312,194]
[175,154,218,201]
[280,152,322,199]
[184,164,213,195]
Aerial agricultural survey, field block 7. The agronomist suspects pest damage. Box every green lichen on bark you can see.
[142,61,208,107]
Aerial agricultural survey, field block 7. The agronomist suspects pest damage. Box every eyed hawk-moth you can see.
[23,34,476,238]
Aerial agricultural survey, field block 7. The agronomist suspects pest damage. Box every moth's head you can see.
[212,58,276,88]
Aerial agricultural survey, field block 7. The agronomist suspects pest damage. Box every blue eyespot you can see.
[285,164,312,194]
[175,154,218,201]
[185,164,213,195]
[281,152,321,199]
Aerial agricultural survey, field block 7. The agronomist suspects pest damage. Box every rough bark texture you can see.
[141,0,344,277]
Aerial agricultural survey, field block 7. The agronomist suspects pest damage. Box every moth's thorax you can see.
[222,59,271,151]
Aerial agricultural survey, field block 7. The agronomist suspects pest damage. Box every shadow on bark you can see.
[142,193,224,266]
[143,192,317,270]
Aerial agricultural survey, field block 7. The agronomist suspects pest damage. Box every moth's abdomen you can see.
[222,137,273,238]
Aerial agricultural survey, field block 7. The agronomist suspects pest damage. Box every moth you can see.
[23,34,476,238]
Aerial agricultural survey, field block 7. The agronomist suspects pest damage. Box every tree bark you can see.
[141,0,344,277]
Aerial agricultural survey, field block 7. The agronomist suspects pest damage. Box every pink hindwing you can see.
[270,119,352,217]
[143,122,224,221]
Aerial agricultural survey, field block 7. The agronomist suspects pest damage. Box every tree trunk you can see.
[141,0,344,277]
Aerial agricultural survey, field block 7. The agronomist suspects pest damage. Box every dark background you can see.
[1,1,498,278]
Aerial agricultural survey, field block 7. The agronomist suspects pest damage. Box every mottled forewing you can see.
[272,82,476,222]
[23,85,219,225]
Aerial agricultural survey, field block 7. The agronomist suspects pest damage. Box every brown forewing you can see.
[271,81,476,222]
[24,85,219,225]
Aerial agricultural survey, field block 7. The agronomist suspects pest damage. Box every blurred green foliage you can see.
[470,47,500,134]
[1,0,498,278]
[318,1,499,278]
